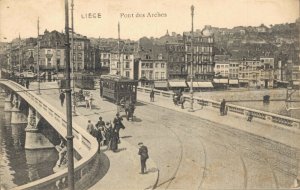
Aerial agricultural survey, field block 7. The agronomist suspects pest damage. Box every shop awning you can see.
[229,79,239,85]
[169,81,187,88]
[293,81,300,85]
[154,81,168,88]
[239,79,248,83]
[213,78,228,84]
[197,82,214,88]
[187,82,200,88]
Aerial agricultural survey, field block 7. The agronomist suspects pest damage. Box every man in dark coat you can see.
[113,113,125,143]
[220,99,226,116]
[150,89,154,102]
[25,80,30,89]
[138,142,149,174]
[59,91,65,107]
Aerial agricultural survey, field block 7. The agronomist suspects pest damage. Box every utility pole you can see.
[71,0,77,116]
[118,22,121,76]
[37,17,41,95]
[18,34,21,74]
[188,5,195,112]
[64,0,75,189]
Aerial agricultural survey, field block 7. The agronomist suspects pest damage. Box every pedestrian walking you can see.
[113,113,125,143]
[150,89,154,102]
[138,142,149,174]
[25,80,30,89]
[85,94,89,109]
[89,93,93,109]
[105,122,113,150]
[220,99,226,116]
[86,120,95,136]
[96,117,105,128]
[59,91,65,107]
[110,129,119,152]
[180,95,185,109]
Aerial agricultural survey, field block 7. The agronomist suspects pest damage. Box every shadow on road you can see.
[87,151,110,188]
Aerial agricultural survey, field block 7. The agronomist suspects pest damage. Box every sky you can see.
[0,0,299,42]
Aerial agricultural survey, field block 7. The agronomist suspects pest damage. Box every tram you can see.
[74,73,95,90]
[100,74,138,104]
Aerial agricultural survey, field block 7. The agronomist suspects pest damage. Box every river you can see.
[0,95,58,189]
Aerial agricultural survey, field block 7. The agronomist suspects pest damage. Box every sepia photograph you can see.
[0,0,300,189]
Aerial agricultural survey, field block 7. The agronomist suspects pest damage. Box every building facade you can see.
[183,30,215,81]
[110,43,135,79]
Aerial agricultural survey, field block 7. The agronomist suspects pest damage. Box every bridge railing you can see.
[137,86,300,129]
[0,79,99,190]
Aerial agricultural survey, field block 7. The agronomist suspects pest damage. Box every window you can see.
[161,72,165,79]
[125,62,130,69]
[78,53,82,60]
[57,59,60,65]
[155,63,159,68]
[149,71,153,79]
[150,63,153,68]
[141,70,145,77]
[155,72,159,79]
[126,71,130,77]
[161,63,165,68]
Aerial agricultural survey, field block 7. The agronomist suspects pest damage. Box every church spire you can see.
[166,29,169,36]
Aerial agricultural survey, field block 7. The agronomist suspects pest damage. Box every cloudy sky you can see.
[0,0,299,41]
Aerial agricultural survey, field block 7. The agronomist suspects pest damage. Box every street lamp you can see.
[37,17,41,95]
[64,0,75,189]
[71,0,77,116]
[188,5,195,112]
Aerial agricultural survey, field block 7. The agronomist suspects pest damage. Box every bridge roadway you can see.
[32,82,300,189]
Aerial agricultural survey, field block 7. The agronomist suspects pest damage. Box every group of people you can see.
[87,113,125,153]
[18,79,30,89]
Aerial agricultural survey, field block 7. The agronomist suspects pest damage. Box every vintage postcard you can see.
[0,0,300,189]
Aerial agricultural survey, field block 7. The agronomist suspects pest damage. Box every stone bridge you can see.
[0,79,98,190]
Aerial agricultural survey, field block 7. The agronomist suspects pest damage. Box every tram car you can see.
[74,73,95,90]
[100,74,138,104]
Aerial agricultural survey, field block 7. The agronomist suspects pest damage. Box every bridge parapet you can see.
[0,79,99,190]
[137,86,300,130]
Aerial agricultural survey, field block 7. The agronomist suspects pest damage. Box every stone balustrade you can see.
[0,79,99,190]
[137,86,300,129]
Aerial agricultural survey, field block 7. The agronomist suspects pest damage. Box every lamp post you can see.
[188,5,195,112]
[71,0,77,116]
[37,17,41,95]
[64,0,75,189]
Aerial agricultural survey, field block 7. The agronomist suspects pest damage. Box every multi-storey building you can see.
[165,42,186,80]
[71,32,92,71]
[183,29,215,81]
[137,45,168,87]
[238,59,261,87]
[229,60,239,79]
[214,55,230,78]
[99,46,112,75]
[259,57,275,88]
[238,58,275,88]
[110,42,135,79]
[37,30,66,74]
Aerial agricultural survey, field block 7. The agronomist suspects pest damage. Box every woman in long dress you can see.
[110,130,118,152]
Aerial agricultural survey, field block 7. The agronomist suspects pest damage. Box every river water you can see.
[0,96,59,189]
